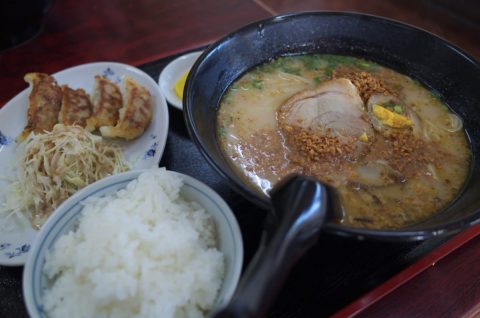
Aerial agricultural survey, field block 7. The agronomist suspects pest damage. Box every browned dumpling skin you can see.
[58,85,92,127]
[85,75,122,131]
[99,77,153,140]
[18,73,62,142]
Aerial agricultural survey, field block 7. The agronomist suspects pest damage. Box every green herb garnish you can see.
[393,105,403,113]
[299,54,322,71]
[252,78,263,89]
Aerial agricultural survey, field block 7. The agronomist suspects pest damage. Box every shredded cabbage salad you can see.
[0,124,130,230]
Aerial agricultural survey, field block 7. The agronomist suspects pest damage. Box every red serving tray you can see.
[332,224,480,318]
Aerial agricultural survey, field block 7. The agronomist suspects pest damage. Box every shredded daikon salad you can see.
[0,124,130,230]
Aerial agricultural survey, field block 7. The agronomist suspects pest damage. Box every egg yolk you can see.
[372,104,412,128]
[358,132,369,142]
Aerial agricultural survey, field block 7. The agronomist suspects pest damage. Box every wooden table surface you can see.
[1,0,479,317]
[1,0,479,105]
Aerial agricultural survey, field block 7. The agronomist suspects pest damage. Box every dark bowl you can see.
[183,11,480,241]
[0,0,54,52]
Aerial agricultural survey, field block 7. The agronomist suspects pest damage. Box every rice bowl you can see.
[23,168,243,318]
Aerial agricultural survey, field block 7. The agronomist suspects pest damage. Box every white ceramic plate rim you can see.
[159,51,203,110]
[0,62,169,266]
[22,169,243,318]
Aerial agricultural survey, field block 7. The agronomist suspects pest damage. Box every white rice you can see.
[42,169,225,318]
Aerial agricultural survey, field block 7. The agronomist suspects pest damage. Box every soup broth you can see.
[217,54,470,229]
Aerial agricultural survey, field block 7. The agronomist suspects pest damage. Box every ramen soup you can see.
[217,54,471,229]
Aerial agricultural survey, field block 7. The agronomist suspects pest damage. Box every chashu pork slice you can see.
[278,78,372,139]
[277,78,374,159]
[18,73,62,142]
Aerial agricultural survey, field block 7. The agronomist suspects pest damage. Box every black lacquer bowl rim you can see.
[184,11,480,241]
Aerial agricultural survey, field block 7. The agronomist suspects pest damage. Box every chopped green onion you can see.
[357,61,371,69]
[393,105,403,113]
[240,83,251,90]
[252,79,263,89]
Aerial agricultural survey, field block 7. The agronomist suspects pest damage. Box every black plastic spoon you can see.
[213,174,338,318]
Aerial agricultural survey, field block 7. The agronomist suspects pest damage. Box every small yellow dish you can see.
[158,50,203,110]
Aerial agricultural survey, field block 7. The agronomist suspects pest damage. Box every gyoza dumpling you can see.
[99,77,153,140]
[18,73,62,142]
[85,75,122,131]
[58,85,92,127]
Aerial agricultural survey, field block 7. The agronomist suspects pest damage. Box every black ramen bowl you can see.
[183,11,480,241]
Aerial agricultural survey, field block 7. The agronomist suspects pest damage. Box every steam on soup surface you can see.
[217,54,471,229]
